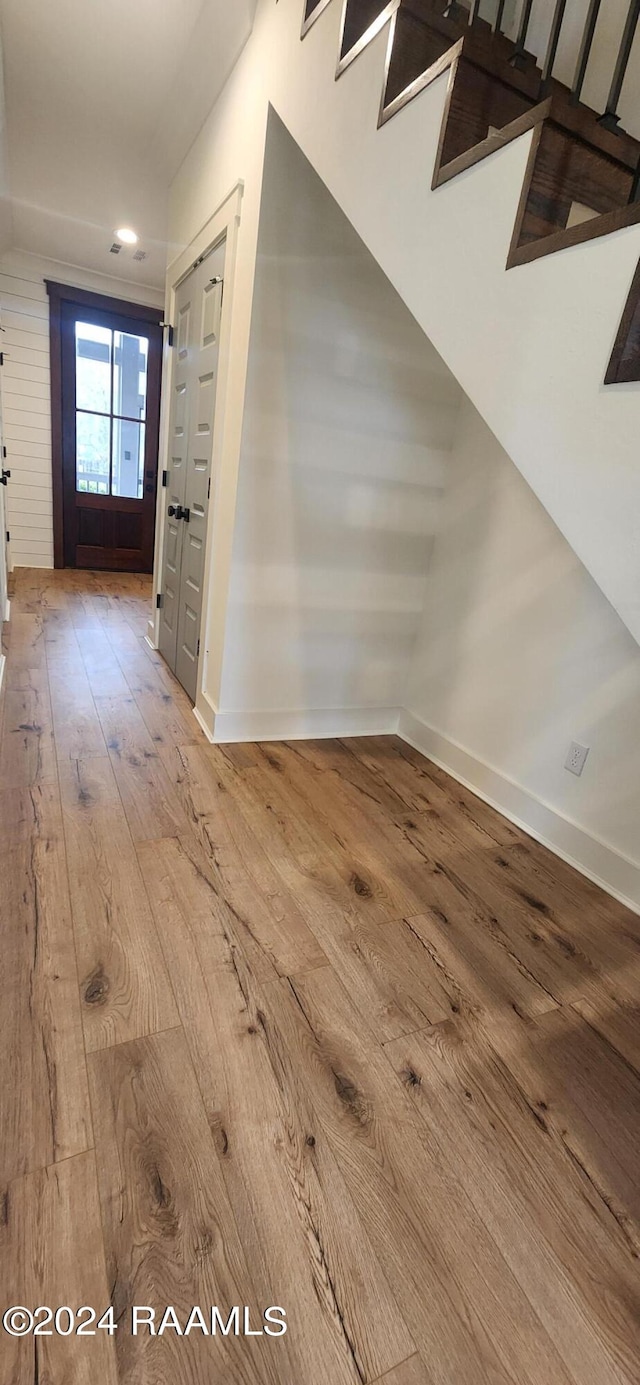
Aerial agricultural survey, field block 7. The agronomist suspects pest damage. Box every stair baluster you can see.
[493,0,508,35]
[571,0,603,104]
[540,0,569,93]
[598,0,640,132]
[509,0,534,69]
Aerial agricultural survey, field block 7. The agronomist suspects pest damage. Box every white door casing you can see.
[0,334,10,691]
[157,277,191,675]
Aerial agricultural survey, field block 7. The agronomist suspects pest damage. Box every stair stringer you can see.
[268,0,640,645]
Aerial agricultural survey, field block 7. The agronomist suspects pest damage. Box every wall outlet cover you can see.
[565,741,590,777]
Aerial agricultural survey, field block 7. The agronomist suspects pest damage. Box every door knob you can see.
[0,469,10,486]
[168,503,177,517]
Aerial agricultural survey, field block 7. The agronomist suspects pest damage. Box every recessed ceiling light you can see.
[116,227,138,245]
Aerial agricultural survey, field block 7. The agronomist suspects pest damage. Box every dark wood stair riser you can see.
[385,9,452,108]
[438,56,533,166]
[519,121,634,247]
[607,261,640,385]
[341,0,395,59]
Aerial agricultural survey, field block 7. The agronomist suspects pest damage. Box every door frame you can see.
[46,281,164,569]
[149,181,244,739]
[0,423,8,698]
[0,345,10,694]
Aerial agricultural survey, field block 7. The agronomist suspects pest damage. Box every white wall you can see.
[168,0,640,673]
[0,249,163,569]
[1,254,54,567]
[216,113,461,740]
[403,396,640,907]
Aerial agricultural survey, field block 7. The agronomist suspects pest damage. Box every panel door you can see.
[158,280,192,672]
[158,240,225,702]
[174,252,224,701]
[0,352,8,623]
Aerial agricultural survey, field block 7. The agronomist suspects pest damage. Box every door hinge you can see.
[161,322,174,347]
[2,445,6,458]
[162,469,169,487]
[6,531,10,543]
[207,478,210,500]
[156,593,163,609]
[0,352,4,366]
[197,639,200,657]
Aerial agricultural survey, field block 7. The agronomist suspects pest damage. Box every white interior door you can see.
[158,240,225,701]
[158,279,191,672]
[0,475,8,638]
[0,349,9,641]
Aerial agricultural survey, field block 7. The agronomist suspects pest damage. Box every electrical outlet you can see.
[565,742,589,777]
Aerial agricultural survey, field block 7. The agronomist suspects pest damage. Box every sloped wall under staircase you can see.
[170,0,640,648]
[164,0,640,908]
[403,395,640,911]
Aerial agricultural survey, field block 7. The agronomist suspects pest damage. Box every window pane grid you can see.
[74,407,145,425]
[109,329,114,495]
[75,322,150,499]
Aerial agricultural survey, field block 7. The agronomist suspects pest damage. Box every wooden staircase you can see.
[302,0,640,378]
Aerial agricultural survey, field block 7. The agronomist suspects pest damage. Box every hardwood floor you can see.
[1,568,639,1385]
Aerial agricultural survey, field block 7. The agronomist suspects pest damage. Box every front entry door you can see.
[158,240,225,702]
[48,283,163,571]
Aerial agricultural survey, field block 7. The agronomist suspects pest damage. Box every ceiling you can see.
[0,0,258,286]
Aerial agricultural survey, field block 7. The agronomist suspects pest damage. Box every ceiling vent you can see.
[110,242,122,254]
[132,249,148,262]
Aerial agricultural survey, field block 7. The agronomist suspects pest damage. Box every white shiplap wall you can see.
[0,265,53,567]
[0,250,164,569]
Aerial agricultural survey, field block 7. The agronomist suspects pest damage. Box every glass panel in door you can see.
[74,321,149,498]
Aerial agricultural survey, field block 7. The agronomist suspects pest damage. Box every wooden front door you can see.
[47,283,163,571]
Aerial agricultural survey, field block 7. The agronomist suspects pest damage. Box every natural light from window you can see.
[75,321,149,499]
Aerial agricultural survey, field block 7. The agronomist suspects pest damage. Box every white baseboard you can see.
[399,710,640,917]
[3,598,9,623]
[212,704,401,744]
[193,702,216,743]
[11,559,53,570]
[185,692,640,914]
[0,652,5,695]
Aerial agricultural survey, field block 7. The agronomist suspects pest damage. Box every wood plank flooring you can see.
[1,567,639,1385]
